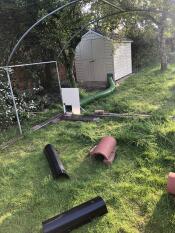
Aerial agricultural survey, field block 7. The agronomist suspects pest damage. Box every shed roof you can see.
[82,29,105,39]
[82,29,133,42]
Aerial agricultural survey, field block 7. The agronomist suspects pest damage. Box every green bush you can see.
[0,70,15,129]
[132,36,160,71]
[0,70,54,130]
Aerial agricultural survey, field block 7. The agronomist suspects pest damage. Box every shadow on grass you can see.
[144,194,175,233]
[0,148,81,233]
[156,84,175,116]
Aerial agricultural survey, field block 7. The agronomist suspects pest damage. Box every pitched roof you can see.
[82,29,133,42]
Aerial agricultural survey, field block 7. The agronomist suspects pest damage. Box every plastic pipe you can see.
[90,136,117,165]
[44,144,69,179]
[80,74,116,107]
[42,196,108,233]
[167,172,175,195]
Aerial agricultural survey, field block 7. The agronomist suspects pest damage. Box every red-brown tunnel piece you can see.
[90,136,117,164]
[167,172,175,195]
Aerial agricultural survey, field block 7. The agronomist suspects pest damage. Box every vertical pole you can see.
[5,68,22,135]
[55,62,64,111]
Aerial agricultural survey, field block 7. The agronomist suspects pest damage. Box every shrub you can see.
[0,70,55,130]
[0,70,15,129]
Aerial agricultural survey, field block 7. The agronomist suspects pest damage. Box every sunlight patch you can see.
[0,212,12,224]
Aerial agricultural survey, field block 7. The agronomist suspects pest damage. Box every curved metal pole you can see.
[5,0,164,135]
[101,0,124,11]
[5,68,22,135]
[7,0,164,66]
[101,0,164,14]
[57,0,165,61]
[7,0,81,66]
[4,0,114,136]
[5,0,81,135]
[56,10,136,60]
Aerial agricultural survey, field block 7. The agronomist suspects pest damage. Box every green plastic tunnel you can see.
[80,74,116,107]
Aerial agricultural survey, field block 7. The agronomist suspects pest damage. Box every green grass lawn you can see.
[0,65,175,233]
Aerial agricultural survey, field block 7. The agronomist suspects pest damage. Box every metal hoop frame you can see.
[1,0,164,135]
[0,61,61,135]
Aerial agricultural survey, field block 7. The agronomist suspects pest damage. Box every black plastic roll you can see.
[42,196,108,233]
[44,144,69,179]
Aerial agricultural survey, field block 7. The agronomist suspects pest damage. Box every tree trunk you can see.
[160,32,168,71]
[65,49,76,87]
[159,14,168,72]
[44,63,53,90]
[67,59,76,87]
[57,39,76,87]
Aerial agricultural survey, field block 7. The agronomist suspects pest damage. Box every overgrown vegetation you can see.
[0,69,60,130]
[0,66,175,233]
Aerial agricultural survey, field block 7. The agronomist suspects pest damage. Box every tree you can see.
[36,0,89,86]
[0,0,90,86]
[90,0,175,71]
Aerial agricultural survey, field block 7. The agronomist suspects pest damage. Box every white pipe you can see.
[4,0,153,136]
[5,1,81,135]
[0,61,56,69]
[5,69,23,135]
[7,0,81,66]
[55,61,63,105]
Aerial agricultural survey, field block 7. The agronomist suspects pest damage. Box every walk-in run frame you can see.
[0,61,62,135]
[1,0,81,136]
[1,0,164,135]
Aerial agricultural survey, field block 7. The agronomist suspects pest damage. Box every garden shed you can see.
[75,30,133,88]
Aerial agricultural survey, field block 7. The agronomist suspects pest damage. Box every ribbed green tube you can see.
[80,74,116,107]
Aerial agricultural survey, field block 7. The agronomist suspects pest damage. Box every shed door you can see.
[77,38,106,82]
[91,38,105,81]
[78,39,93,81]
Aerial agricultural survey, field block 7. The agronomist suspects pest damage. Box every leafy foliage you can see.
[90,0,175,70]
[0,70,15,128]
[0,69,54,130]
[0,0,90,86]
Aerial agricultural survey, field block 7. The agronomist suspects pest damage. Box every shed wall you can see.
[104,39,114,75]
[113,42,132,80]
[75,30,132,86]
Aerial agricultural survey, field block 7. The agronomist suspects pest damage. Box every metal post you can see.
[55,61,64,108]
[5,69,22,135]
[0,60,57,69]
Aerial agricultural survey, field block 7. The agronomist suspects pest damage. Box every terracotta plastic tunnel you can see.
[90,136,117,165]
[167,172,175,195]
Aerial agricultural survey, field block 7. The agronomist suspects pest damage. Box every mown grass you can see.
[84,65,175,116]
[0,65,175,233]
[0,104,63,146]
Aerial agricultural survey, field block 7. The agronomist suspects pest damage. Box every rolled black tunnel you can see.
[42,196,108,233]
[44,144,69,179]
